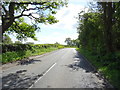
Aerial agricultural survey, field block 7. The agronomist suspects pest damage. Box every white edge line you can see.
[29,63,57,88]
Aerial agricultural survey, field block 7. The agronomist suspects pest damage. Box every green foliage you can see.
[65,37,72,46]
[2,1,67,36]
[78,12,105,53]
[3,34,13,44]
[58,45,64,49]
[65,38,79,47]
[77,2,120,53]
[0,54,2,63]
[47,15,59,24]
[2,44,65,63]
[8,18,38,40]
[2,51,25,63]
[14,41,22,44]
[77,2,120,89]
[77,48,120,89]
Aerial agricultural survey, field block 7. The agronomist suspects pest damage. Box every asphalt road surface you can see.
[2,48,112,89]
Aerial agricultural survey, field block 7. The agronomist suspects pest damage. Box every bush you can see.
[2,44,65,63]
[58,45,64,49]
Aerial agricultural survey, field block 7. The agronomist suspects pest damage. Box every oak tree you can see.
[2,1,67,39]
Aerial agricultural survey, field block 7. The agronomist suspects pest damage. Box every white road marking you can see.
[43,63,56,76]
[29,63,57,88]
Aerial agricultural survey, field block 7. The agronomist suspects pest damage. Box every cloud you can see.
[41,3,86,30]
[33,3,86,44]
[10,1,87,44]
[32,3,88,44]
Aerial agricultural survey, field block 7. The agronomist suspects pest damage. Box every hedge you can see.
[2,44,62,53]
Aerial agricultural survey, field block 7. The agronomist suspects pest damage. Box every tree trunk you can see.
[102,2,114,53]
[2,2,15,34]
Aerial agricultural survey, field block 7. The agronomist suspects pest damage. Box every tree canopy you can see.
[77,2,120,54]
[3,34,13,44]
[7,18,39,40]
[77,2,120,89]
[65,37,79,47]
[14,41,22,44]
[2,1,67,40]
[65,37,72,46]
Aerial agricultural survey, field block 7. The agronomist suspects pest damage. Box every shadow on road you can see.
[18,58,41,65]
[66,51,95,73]
[2,69,43,89]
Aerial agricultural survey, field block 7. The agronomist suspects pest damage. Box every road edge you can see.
[1,48,64,70]
[76,49,114,88]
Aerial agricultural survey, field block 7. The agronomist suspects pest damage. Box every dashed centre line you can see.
[29,63,57,88]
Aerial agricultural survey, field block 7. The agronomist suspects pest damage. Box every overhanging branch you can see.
[2,5,8,14]
[14,14,32,19]
[14,2,47,5]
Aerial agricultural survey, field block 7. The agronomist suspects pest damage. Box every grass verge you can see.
[76,48,120,89]
[1,47,59,64]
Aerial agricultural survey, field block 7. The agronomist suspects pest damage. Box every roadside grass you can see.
[58,45,65,49]
[1,45,75,64]
[76,48,120,89]
[1,47,58,64]
[65,46,77,48]
[0,54,2,63]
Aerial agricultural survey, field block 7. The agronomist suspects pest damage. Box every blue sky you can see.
[10,0,88,45]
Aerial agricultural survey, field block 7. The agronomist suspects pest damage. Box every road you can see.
[2,48,112,89]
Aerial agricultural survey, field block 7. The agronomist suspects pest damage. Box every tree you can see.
[65,38,72,46]
[77,2,120,54]
[113,2,120,50]
[77,11,106,54]
[54,42,60,45]
[8,18,38,40]
[100,2,115,52]
[77,2,120,89]
[3,34,13,44]
[71,39,80,47]
[65,38,79,46]
[95,2,120,53]
[2,1,67,34]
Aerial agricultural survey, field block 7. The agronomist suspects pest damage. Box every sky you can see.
[10,0,88,45]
